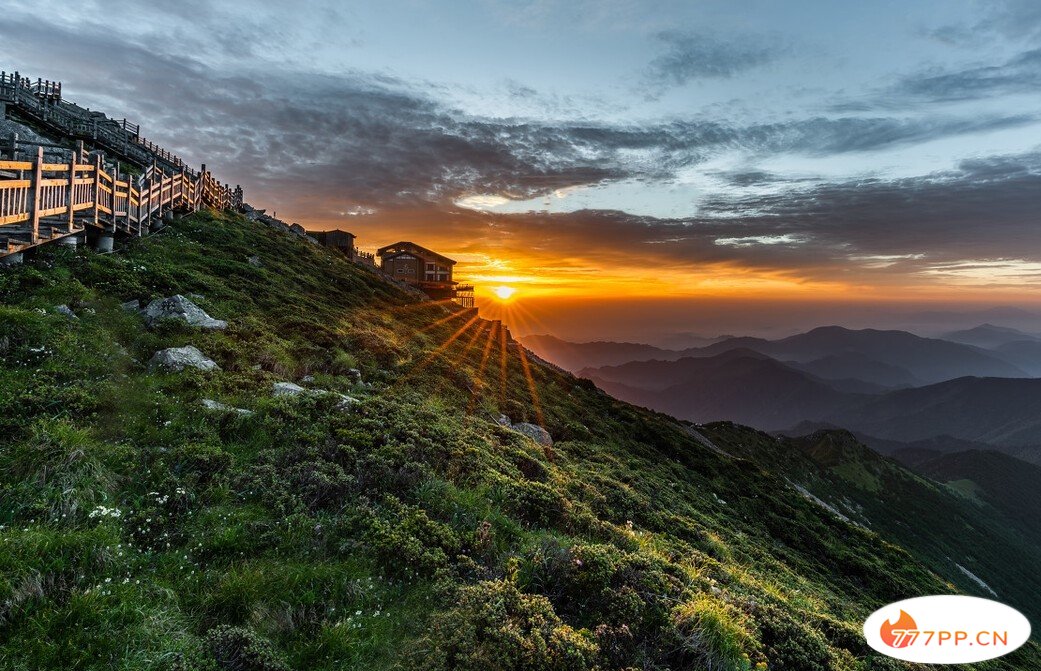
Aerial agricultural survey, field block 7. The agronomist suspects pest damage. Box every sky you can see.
[3,0,1041,341]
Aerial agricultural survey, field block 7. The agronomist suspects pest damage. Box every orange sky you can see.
[297,206,1041,342]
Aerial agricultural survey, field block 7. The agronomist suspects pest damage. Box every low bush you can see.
[415,580,598,671]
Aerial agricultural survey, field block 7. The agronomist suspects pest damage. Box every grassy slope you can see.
[702,426,1041,625]
[0,210,1036,670]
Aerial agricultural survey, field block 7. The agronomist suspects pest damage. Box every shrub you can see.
[505,480,567,528]
[754,604,831,671]
[363,496,460,578]
[416,580,598,671]
[523,541,681,636]
[170,442,234,487]
[670,595,754,671]
[205,625,289,671]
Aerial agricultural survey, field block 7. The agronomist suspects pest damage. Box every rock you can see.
[120,299,141,313]
[273,381,358,409]
[200,398,253,416]
[335,393,359,409]
[495,414,512,427]
[54,304,78,320]
[301,375,316,383]
[251,364,262,371]
[142,295,227,329]
[273,381,308,397]
[513,422,553,447]
[247,255,262,267]
[148,346,220,372]
[346,368,363,384]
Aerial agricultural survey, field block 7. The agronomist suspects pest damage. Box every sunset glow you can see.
[492,285,517,301]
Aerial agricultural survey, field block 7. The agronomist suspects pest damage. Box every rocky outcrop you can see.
[148,346,220,372]
[142,295,227,329]
[513,422,553,447]
[240,204,318,245]
[54,305,78,320]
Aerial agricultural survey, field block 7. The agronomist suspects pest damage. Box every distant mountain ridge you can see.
[941,323,1040,348]
[581,349,869,430]
[528,325,1027,385]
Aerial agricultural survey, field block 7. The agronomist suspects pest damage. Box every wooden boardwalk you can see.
[0,72,241,258]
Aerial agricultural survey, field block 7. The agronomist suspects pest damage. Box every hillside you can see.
[827,377,1041,446]
[896,449,1041,535]
[703,426,1041,623]
[786,353,921,389]
[1,210,1039,670]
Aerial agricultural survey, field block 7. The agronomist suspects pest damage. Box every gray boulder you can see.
[200,398,253,416]
[513,422,553,447]
[142,295,227,329]
[346,368,363,384]
[54,304,78,320]
[120,299,141,313]
[273,381,308,397]
[273,381,358,409]
[149,346,220,372]
[247,255,262,267]
[495,414,512,427]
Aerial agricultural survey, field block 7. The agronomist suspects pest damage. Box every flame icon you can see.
[880,610,918,648]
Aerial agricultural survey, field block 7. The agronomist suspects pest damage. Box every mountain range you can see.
[528,325,1029,387]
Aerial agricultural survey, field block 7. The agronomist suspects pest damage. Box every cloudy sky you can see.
[4,0,1041,340]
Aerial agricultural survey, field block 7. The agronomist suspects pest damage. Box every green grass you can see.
[0,209,1037,670]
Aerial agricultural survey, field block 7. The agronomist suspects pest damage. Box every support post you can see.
[7,133,16,161]
[29,146,42,244]
[66,154,75,234]
[112,161,120,233]
[92,153,101,228]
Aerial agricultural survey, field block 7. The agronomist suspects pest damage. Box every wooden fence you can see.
[0,71,241,257]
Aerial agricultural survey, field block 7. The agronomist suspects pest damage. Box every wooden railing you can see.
[0,146,242,254]
[0,70,242,257]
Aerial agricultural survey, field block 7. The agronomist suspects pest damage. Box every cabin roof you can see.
[307,228,355,238]
[377,241,455,265]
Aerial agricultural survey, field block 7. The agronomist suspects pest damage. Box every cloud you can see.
[645,31,785,90]
[894,48,1041,103]
[2,3,1040,297]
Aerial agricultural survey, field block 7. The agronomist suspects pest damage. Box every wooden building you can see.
[309,229,356,257]
[377,241,475,308]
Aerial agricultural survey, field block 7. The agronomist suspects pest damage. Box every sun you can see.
[492,285,517,301]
